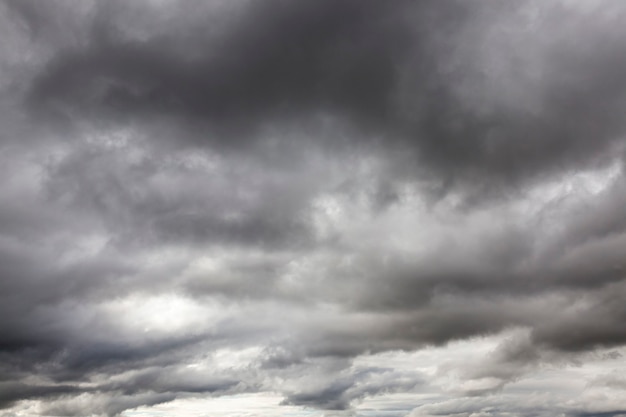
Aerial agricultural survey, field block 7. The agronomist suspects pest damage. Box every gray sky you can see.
[1,1,626,416]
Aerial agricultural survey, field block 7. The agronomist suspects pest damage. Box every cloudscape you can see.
[2,1,626,416]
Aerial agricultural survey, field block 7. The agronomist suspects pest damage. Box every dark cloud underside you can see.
[1,0,626,416]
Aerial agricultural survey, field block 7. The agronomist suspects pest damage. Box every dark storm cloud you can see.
[531,281,626,352]
[3,0,626,416]
[281,367,422,410]
[0,244,135,368]
[0,382,80,409]
[41,138,315,250]
[22,0,626,191]
[26,0,414,144]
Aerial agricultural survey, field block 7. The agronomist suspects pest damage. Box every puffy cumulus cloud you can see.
[2,0,626,416]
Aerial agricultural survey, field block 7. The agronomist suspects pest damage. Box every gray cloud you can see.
[2,0,626,416]
[21,0,626,192]
[281,367,422,410]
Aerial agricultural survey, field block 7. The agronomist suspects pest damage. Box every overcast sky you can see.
[2,1,626,416]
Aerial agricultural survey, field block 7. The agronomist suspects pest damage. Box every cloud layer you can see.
[2,1,626,416]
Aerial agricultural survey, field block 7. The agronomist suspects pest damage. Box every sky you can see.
[1,1,626,416]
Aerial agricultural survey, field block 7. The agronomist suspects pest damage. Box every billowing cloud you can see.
[2,1,626,416]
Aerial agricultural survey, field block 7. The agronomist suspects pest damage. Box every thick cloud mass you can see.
[2,1,626,416]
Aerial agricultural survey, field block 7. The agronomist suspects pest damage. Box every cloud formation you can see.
[2,0,626,416]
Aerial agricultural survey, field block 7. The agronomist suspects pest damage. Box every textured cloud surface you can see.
[2,1,626,416]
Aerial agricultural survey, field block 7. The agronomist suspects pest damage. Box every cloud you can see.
[21,1,626,191]
[2,0,626,416]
